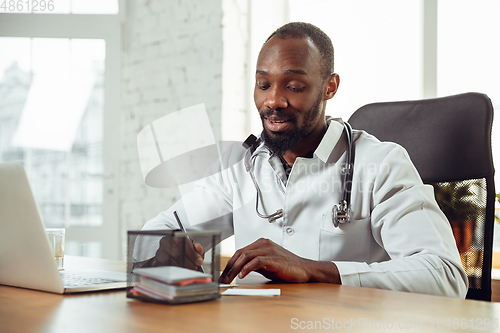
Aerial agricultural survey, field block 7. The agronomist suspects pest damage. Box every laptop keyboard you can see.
[60,272,122,287]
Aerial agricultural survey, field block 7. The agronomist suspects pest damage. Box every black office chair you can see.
[348,92,496,301]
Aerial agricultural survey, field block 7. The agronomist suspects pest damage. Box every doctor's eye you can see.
[287,85,305,92]
[256,82,270,90]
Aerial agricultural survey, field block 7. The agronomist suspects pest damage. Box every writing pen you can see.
[173,211,205,273]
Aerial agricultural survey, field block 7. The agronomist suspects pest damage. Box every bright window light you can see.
[12,38,104,151]
[289,0,422,120]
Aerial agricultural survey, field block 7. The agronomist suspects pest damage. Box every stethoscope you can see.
[242,121,354,227]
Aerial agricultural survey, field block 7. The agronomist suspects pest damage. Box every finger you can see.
[219,241,264,282]
[193,243,204,255]
[239,256,278,279]
[220,249,267,284]
[180,238,203,269]
[219,249,244,283]
[193,243,205,266]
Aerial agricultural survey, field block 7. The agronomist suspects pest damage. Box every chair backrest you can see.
[348,92,496,301]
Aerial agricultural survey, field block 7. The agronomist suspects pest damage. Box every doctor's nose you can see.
[263,87,288,110]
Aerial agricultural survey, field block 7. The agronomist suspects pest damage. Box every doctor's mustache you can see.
[259,107,298,123]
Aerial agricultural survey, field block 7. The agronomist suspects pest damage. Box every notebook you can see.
[0,161,127,294]
[131,266,218,302]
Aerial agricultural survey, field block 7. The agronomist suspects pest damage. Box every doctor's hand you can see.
[150,236,205,270]
[219,238,341,284]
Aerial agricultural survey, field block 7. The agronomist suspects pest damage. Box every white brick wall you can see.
[119,0,223,254]
[222,0,249,141]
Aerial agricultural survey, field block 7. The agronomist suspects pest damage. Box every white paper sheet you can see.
[219,283,237,288]
[221,288,281,296]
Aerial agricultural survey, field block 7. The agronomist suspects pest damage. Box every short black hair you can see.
[265,22,334,79]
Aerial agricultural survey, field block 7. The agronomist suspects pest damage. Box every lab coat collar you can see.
[314,117,345,163]
[252,134,270,156]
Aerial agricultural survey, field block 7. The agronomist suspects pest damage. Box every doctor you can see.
[143,22,468,298]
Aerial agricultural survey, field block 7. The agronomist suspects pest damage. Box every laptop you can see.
[0,161,127,294]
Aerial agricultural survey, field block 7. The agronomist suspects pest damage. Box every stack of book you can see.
[130,266,219,304]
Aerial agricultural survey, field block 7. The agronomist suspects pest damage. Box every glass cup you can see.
[45,228,65,270]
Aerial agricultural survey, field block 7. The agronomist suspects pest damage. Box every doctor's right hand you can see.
[150,235,205,270]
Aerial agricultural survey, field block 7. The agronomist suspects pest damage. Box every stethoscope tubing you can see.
[243,121,354,226]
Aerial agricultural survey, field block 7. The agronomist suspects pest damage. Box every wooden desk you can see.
[1,257,499,333]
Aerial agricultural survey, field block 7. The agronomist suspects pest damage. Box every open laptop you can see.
[0,161,127,294]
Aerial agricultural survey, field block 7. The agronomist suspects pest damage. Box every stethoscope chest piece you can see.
[332,200,351,228]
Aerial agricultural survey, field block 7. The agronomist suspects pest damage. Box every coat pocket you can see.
[319,215,371,261]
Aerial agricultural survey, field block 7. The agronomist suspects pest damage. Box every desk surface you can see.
[1,257,499,333]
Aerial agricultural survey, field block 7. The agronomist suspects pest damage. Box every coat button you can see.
[285,227,295,235]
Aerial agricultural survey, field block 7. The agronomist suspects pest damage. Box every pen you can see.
[173,211,205,273]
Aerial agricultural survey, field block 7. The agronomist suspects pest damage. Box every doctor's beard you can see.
[259,91,323,156]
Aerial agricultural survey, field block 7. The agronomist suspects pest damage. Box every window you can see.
[0,10,120,259]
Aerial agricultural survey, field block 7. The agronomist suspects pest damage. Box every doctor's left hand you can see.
[219,238,341,284]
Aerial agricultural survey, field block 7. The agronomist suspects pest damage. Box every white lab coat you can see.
[143,117,468,298]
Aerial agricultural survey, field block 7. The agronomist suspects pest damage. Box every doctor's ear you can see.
[324,73,340,100]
